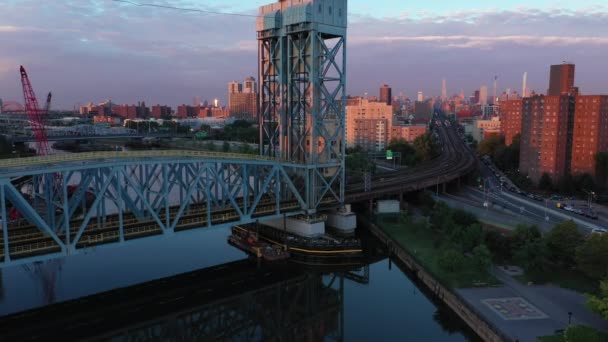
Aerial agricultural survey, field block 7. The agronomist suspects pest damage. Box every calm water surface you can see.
[0,225,478,340]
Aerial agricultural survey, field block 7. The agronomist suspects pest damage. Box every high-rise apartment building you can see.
[380,84,392,105]
[520,95,574,183]
[548,63,575,96]
[479,86,488,106]
[228,78,258,119]
[346,97,392,151]
[243,76,256,94]
[571,96,608,176]
[441,79,447,102]
[500,99,523,146]
[151,105,172,119]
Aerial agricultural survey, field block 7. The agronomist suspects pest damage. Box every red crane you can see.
[20,65,51,156]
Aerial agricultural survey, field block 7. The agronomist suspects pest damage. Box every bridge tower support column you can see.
[257,0,348,234]
[258,0,347,211]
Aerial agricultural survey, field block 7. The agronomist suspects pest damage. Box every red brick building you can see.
[520,95,574,183]
[548,63,575,96]
[500,99,523,146]
[571,95,608,176]
[151,105,172,119]
[113,105,138,119]
[391,124,427,143]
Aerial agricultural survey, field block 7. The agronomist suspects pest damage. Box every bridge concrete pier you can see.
[261,216,325,238]
[326,205,357,234]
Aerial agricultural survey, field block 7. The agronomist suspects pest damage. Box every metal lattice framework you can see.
[258,0,347,211]
[0,151,339,267]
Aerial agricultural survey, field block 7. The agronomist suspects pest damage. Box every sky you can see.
[0,0,607,109]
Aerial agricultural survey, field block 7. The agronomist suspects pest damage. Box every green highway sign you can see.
[386,150,393,160]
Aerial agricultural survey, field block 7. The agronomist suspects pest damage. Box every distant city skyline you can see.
[0,1,607,108]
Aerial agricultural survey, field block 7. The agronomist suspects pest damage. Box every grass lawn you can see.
[377,216,499,289]
[538,325,608,342]
[514,266,599,295]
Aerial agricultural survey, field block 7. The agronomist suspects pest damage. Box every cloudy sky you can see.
[0,0,607,109]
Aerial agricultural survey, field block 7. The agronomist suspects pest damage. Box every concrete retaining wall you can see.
[365,221,507,342]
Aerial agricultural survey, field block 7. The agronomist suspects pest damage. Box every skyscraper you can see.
[522,72,528,98]
[380,84,392,105]
[228,78,258,119]
[417,91,424,102]
[441,79,447,102]
[548,63,575,96]
[479,86,488,106]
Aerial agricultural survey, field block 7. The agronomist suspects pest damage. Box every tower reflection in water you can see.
[0,260,369,341]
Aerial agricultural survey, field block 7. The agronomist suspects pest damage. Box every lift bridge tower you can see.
[257,0,347,214]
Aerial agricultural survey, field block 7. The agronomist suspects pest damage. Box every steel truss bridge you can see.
[0,150,341,268]
[0,259,361,341]
[0,118,476,269]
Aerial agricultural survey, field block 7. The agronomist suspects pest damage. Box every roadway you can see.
[471,158,606,232]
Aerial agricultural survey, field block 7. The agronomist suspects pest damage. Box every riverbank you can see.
[363,217,505,342]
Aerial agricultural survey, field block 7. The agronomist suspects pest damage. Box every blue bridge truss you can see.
[0,151,341,267]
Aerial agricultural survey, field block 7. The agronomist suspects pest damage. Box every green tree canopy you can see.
[477,134,504,156]
[438,249,465,272]
[538,172,553,191]
[587,280,608,321]
[576,233,608,279]
[546,220,583,266]
[388,138,419,167]
[412,133,439,162]
[472,244,492,271]
[595,152,608,188]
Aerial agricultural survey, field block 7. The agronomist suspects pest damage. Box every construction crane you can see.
[20,66,51,156]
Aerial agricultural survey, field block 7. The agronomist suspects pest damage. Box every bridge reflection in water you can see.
[0,259,369,341]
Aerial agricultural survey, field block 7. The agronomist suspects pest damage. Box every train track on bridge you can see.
[345,121,477,203]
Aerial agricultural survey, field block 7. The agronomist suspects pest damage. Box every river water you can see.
[0,225,479,341]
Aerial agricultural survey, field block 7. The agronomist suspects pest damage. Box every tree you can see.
[484,231,512,262]
[576,233,608,279]
[538,172,553,191]
[573,173,596,195]
[388,138,419,166]
[514,239,548,272]
[558,174,576,195]
[460,223,484,253]
[438,249,465,272]
[346,152,375,173]
[565,325,604,342]
[472,244,492,271]
[545,220,583,266]
[595,152,608,188]
[412,133,439,162]
[587,280,608,320]
[511,224,542,251]
[477,134,504,156]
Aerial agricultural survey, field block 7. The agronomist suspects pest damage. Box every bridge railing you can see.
[0,150,283,169]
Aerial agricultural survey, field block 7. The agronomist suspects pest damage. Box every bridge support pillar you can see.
[326,205,357,234]
[261,216,325,238]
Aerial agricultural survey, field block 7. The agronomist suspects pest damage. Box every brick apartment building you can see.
[570,96,608,176]
[520,95,574,183]
[500,99,523,146]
